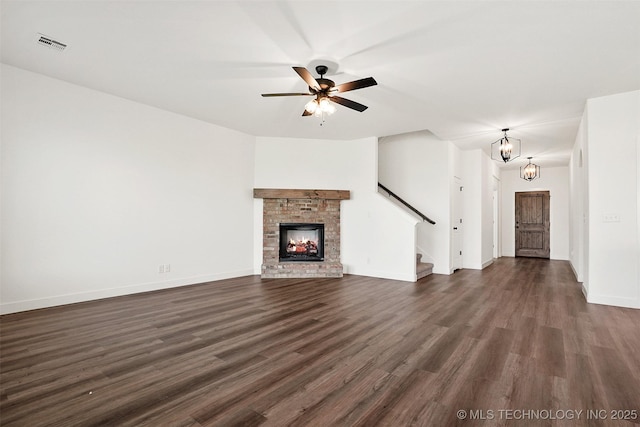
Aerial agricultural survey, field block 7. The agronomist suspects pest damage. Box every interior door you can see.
[493,176,500,259]
[493,188,499,259]
[515,191,550,258]
[452,177,463,271]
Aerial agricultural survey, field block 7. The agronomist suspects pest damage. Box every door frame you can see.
[451,176,463,272]
[493,176,500,259]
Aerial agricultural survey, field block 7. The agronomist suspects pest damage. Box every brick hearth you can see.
[254,189,350,278]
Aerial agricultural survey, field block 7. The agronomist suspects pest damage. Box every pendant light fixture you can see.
[491,128,521,163]
[520,157,540,181]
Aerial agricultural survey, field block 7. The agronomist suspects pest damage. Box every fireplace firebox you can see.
[279,223,324,262]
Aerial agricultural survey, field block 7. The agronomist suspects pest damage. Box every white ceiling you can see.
[2,1,639,169]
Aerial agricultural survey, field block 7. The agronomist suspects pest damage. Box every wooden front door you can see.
[515,191,550,258]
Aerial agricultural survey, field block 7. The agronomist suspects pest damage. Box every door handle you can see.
[453,227,458,230]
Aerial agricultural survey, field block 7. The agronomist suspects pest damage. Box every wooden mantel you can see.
[253,188,350,200]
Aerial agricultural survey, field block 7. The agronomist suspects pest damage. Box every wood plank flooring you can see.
[1,257,639,426]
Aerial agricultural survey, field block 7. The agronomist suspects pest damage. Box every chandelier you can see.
[491,128,521,163]
[520,157,540,181]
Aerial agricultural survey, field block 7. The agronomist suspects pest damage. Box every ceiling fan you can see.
[261,65,377,116]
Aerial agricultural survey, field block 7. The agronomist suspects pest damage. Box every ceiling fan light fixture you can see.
[491,128,521,163]
[520,157,540,181]
[261,65,377,119]
[319,97,336,115]
[305,96,336,118]
[305,99,318,114]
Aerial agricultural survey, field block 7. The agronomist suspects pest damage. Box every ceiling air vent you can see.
[36,33,67,51]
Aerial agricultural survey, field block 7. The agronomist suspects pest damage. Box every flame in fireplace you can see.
[286,237,318,254]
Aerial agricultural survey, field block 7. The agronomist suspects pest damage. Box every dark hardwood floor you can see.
[1,257,639,426]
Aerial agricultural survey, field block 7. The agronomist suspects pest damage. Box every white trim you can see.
[570,262,580,282]
[0,269,255,315]
[458,259,493,271]
[344,267,416,283]
[637,126,640,313]
[586,293,640,309]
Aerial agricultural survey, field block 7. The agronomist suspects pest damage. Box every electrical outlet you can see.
[603,213,621,222]
[165,264,171,273]
[158,264,165,274]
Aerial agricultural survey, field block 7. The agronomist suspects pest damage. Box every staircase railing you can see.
[378,182,436,225]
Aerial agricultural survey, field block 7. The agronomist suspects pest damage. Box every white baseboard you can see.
[482,259,494,269]
[570,262,579,282]
[433,266,452,275]
[0,269,255,315]
[586,293,640,309]
[459,262,490,271]
[344,266,416,282]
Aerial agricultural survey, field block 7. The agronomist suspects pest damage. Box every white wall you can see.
[462,150,500,270]
[449,143,463,270]
[460,150,500,269]
[378,131,451,274]
[500,166,570,260]
[583,90,640,308]
[254,136,419,281]
[484,162,501,264]
[461,151,482,268]
[569,116,587,283]
[1,64,256,314]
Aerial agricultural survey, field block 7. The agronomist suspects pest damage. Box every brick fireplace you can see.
[253,189,350,278]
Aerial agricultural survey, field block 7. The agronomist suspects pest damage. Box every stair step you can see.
[416,262,434,280]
